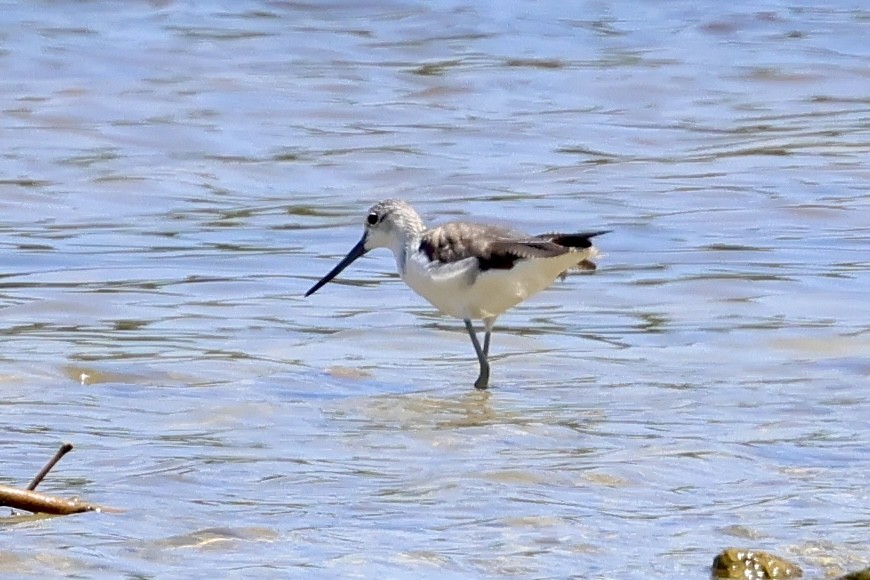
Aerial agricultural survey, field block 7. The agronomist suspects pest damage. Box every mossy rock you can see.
[712,548,802,579]
[837,568,870,580]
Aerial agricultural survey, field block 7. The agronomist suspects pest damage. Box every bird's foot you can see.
[474,368,490,390]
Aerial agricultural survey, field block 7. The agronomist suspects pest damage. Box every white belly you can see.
[401,250,588,321]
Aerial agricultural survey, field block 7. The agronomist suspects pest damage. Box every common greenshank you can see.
[305,199,608,389]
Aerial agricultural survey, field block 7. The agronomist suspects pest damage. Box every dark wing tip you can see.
[541,230,610,249]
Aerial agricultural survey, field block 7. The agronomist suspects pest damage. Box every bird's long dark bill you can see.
[304,236,368,297]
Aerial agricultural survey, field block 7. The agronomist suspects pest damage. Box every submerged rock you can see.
[712,548,802,579]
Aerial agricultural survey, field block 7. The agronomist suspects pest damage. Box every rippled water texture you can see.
[1,1,868,577]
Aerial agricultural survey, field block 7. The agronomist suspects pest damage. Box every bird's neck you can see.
[392,218,426,276]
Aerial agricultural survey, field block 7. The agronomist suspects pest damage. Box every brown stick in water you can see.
[27,442,74,490]
[1,443,122,515]
[0,484,103,515]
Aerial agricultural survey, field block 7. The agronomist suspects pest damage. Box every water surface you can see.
[1,1,868,577]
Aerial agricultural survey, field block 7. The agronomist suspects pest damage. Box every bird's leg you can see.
[464,319,490,390]
[482,317,494,358]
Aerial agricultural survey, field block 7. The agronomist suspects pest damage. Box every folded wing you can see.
[419,223,609,273]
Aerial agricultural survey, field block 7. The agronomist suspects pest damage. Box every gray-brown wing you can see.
[419,223,608,272]
[418,222,520,264]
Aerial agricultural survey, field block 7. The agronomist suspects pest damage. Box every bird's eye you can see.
[366,212,379,225]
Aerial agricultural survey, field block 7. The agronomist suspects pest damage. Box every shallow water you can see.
[1,1,868,577]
